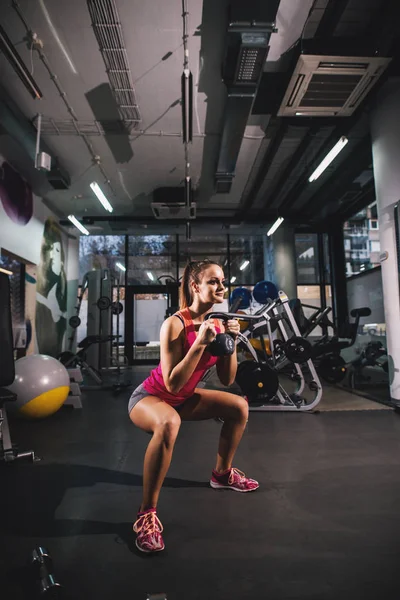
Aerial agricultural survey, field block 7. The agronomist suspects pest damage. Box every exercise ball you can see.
[6,354,70,419]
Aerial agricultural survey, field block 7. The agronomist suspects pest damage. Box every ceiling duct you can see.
[87,0,141,130]
[215,0,279,193]
[278,54,391,117]
[151,186,196,220]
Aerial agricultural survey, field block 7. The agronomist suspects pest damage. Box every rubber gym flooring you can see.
[1,374,400,600]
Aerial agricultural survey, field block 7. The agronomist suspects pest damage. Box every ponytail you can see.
[179,259,221,310]
[179,263,193,309]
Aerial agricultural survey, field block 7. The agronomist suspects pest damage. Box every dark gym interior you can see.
[1,0,400,598]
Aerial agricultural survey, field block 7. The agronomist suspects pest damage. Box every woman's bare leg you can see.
[130,396,181,510]
[178,388,248,472]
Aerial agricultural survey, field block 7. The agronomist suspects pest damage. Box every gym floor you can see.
[1,373,400,600]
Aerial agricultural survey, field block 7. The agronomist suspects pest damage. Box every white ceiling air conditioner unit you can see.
[278,54,391,117]
[151,202,196,220]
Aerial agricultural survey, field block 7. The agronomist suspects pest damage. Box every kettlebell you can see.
[208,333,235,357]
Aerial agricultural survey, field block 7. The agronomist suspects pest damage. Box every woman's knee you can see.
[224,394,249,422]
[153,413,181,445]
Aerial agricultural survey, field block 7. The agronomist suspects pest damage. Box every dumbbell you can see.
[31,547,62,598]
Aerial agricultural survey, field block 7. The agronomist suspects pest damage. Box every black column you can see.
[329,225,348,328]
[317,233,327,309]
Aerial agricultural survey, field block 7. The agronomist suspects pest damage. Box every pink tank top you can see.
[142,308,222,407]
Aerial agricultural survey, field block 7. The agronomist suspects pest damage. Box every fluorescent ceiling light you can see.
[267,217,284,236]
[90,182,113,212]
[230,276,237,283]
[0,267,13,276]
[68,215,89,235]
[308,136,348,182]
[239,260,249,271]
[147,271,154,281]
[116,262,126,272]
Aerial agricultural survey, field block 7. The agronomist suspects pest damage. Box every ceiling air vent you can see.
[151,203,196,220]
[278,55,391,117]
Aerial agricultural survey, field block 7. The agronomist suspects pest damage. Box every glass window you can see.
[228,236,264,286]
[295,234,319,284]
[79,235,126,282]
[128,235,177,285]
[178,235,228,279]
[370,241,380,252]
[343,200,380,277]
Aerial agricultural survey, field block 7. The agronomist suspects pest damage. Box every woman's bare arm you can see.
[160,317,216,394]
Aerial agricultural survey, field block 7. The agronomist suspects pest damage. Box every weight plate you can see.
[236,360,279,403]
[252,280,279,304]
[229,287,252,310]
[97,296,111,311]
[69,315,81,329]
[318,355,347,383]
[284,336,313,363]
[111,301,123,315]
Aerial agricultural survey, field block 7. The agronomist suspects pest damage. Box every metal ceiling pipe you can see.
[0,91,70,189]
[214,0,280,193]
[0,97,38,160]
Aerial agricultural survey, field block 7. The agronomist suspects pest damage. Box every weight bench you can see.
[58,335,116,386]
[0,388,36,463]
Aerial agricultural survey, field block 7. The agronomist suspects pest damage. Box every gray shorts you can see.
[128,383,150,414]
[128,383,186,415]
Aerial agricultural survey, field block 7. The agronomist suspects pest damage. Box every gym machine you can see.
[0,272,36,463]
[348,339,389,390]
[290,302,372,384]
[62,268,130,389]
[205,289,323,412]
[58,334,115,386]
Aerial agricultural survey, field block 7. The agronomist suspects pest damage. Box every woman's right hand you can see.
[196,320,217,346]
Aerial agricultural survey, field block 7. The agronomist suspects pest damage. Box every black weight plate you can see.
[111,301,123,315]
[69,315,81,329]
[97,296,111,311]
[236,360,279,403]
[284,336,313,363]
[319,355,347,383]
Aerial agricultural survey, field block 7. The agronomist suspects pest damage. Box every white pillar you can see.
[370,77,400,404]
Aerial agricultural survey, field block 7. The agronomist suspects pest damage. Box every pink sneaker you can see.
[133,508,165,553]
[210,467,259,492]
